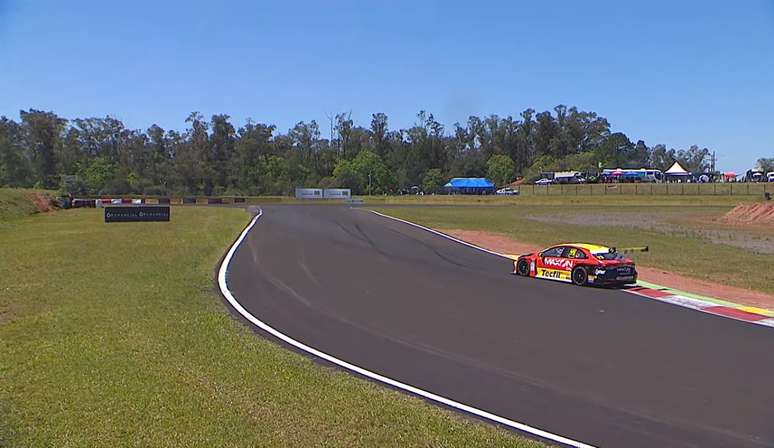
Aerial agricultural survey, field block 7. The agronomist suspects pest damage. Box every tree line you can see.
[0,106,727,196]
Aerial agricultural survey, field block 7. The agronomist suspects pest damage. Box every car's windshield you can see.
[593,251,625,261]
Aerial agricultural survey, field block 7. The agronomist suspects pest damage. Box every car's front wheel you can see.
[516,259,530,276]
[571,266,588,286]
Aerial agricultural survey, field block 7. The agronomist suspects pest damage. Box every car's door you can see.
[536,246,570,281]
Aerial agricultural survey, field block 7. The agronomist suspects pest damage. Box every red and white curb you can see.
[626,285,774,328]
[369,210,774,329]
[220,208,596,448]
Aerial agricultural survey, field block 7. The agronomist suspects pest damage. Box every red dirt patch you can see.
[719,202,774,225]
[26,192,55,213]
[442,228,774,310]
[444,229,538,256]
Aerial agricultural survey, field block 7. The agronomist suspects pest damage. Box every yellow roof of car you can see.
[561,243,610,253]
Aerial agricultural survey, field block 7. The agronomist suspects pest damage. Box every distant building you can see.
[444,178,496,195]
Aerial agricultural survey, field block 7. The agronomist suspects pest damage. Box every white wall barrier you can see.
[323,188,351,199]
[295,188,323,199]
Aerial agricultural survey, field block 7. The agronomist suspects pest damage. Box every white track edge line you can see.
[218,208,595,448]
[369,210,773,329]
[370,210,508,258]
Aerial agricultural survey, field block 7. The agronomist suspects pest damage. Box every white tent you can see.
[665,161,689,175]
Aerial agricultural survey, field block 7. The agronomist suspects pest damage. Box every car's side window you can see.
[542,246,564,258]
[566,247,586,259]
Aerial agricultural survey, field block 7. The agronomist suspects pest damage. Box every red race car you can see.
[513,243,637,287]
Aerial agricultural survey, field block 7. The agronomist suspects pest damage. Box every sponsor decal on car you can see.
[542,257,574,270]
[537,268,571,282]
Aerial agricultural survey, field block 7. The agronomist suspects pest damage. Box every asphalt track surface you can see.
[225,205,774,448]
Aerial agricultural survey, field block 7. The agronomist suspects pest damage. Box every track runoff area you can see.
[219,205,774,448]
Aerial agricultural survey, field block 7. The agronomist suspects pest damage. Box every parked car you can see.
[495,187,519,195]
[535,178,553,185]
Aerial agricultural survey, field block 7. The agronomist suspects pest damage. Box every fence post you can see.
[747,183,750,195]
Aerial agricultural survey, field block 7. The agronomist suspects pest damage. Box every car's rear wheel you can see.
[571,267,588,286]
[516,259,530,276]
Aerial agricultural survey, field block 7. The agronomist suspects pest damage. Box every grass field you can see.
[0,188,51,221]
[373,203,774,295]
[0,205,542,447]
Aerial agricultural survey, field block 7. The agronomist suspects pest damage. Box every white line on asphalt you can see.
[369,210,511,258]
[218,207,596,448]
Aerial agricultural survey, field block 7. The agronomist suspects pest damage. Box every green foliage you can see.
[422,168,446,194]
[0,106,725,196]
[333,150,394,194]
[332,159,360,191]
[350,150,393,194]
[19,109,67,189]
[257,155,290,195]
[592,132,634,168]
[78,157,115,194]
[486,154,515,186]
[0,122,32,187]
[676,145,711,173]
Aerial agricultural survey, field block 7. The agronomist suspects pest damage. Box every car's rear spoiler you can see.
[615,246,649,253]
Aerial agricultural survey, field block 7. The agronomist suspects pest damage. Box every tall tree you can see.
[486,154,515,186]
[210,114,236,191]
[676,145,710,173]
[0,117,32,187]
[648,144,676,171]
[335,112,353,158]
[177,112,209,193]
[20,109,66,188]
[370,113,389,157]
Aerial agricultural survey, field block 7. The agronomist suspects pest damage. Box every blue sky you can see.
[1,0,772,172]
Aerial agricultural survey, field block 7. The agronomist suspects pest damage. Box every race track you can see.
[224,205,774,448]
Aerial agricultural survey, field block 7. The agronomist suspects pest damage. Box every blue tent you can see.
[443,178,496,194]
